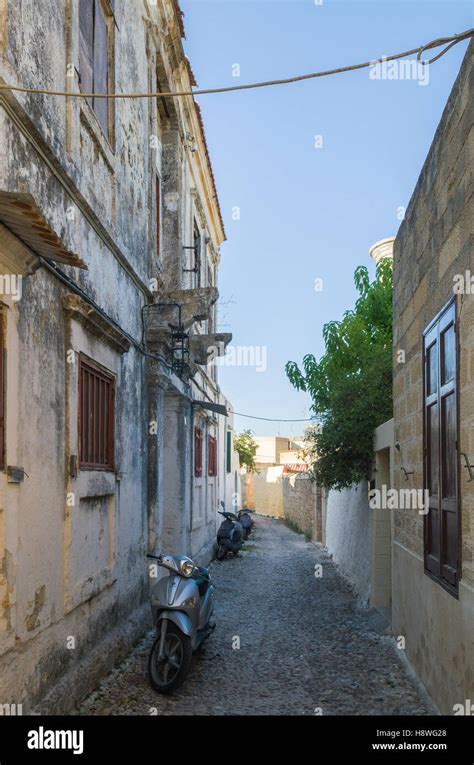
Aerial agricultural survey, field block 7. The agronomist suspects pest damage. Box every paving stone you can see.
[77,516,436,716]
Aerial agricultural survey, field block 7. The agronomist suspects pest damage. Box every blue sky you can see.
[181,0,473,437]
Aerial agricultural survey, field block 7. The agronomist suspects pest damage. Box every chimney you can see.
[369,236,395,265]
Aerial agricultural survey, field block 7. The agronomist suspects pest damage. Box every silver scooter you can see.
[146,552,215,693]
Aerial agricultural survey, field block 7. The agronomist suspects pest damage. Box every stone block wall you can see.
[392,41,473,713]
[241,469,323,541]
[282,474,322,540]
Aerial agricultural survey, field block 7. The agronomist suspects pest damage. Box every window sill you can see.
[424,569,459,599]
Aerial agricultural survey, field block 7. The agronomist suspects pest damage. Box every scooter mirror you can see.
[220,500,225,509]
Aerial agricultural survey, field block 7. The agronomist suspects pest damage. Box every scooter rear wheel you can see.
[217,541,229,560]
[148,623,192,694]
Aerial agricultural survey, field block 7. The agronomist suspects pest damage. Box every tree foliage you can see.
[286,259,393,490]
[233,429,258,472]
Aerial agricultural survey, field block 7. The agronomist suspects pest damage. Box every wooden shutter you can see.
[0,310,5,469]
[423,300,459,592]
[79,356,115,469]
[208,436,217,477]
[93,0,109,137]
[226,430,232,474]
[194,427,203,477]
[79,0,94,107]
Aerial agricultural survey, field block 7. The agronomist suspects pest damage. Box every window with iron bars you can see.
[78,355,115,470]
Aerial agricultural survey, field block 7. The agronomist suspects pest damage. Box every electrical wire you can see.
[232,411,315,422]
[38,256,181,376]
[0,29,471,100]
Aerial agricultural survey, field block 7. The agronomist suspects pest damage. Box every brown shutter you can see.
[93,0,109,137]
[439,308,458,586]
[0,310,5,469]
[79,356,115,470]
[208,436,217,477]
[194,427,203,477]
[79,0,94,108]
[424,325,440,577]
[423,300,459,592]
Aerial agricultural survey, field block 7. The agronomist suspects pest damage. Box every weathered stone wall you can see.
[282,474,322,540]
[0,0,227,712]
[241,470,323,541]
[392,41,473,713]
[0,0,154,712]
[240,471,255,509]
[253,467,285,518]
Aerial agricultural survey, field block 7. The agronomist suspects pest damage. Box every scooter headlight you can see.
[179,558,195,578]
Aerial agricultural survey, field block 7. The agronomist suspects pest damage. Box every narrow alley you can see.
[78,516,435,716]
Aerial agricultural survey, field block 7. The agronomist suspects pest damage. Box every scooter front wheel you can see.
[148,623,192,694]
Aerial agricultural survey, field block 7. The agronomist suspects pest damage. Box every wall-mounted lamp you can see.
[170,325,190,376]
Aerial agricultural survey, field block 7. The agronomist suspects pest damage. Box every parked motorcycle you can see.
[238,508,254,539]
[146,552,215,693]
[216,501,244,560]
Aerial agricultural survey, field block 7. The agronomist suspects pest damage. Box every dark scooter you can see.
[216,501,244,560]
[238,508,254,539]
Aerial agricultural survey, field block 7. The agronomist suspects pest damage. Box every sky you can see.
[180,0,473,437]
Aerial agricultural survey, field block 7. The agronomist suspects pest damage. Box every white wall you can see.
[325,483,373,604]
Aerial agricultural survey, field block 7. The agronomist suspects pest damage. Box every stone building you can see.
[392,41,473,713]
[0,0,231,712]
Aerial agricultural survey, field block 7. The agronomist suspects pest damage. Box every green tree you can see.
[286,258,393,490]
[233,429,258,472]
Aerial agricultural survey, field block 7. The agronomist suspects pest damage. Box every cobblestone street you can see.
[78,515,435,716]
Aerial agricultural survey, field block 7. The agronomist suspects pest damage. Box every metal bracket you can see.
[400,466,414,481]
[7,466,28,483]
[460,452,474,481]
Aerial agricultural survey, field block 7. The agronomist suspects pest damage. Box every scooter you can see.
[216,500,244,560]
[146,552,215,693]
[238,508,254,539]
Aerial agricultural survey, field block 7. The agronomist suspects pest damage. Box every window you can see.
[79,0,111,138]
[0,309,5,469]
[78,356,115,469]
[423,298,459,594]
[208,435,217,477]
[156,174,161,258]
[226,430,232,474]
[194,427,203,478]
